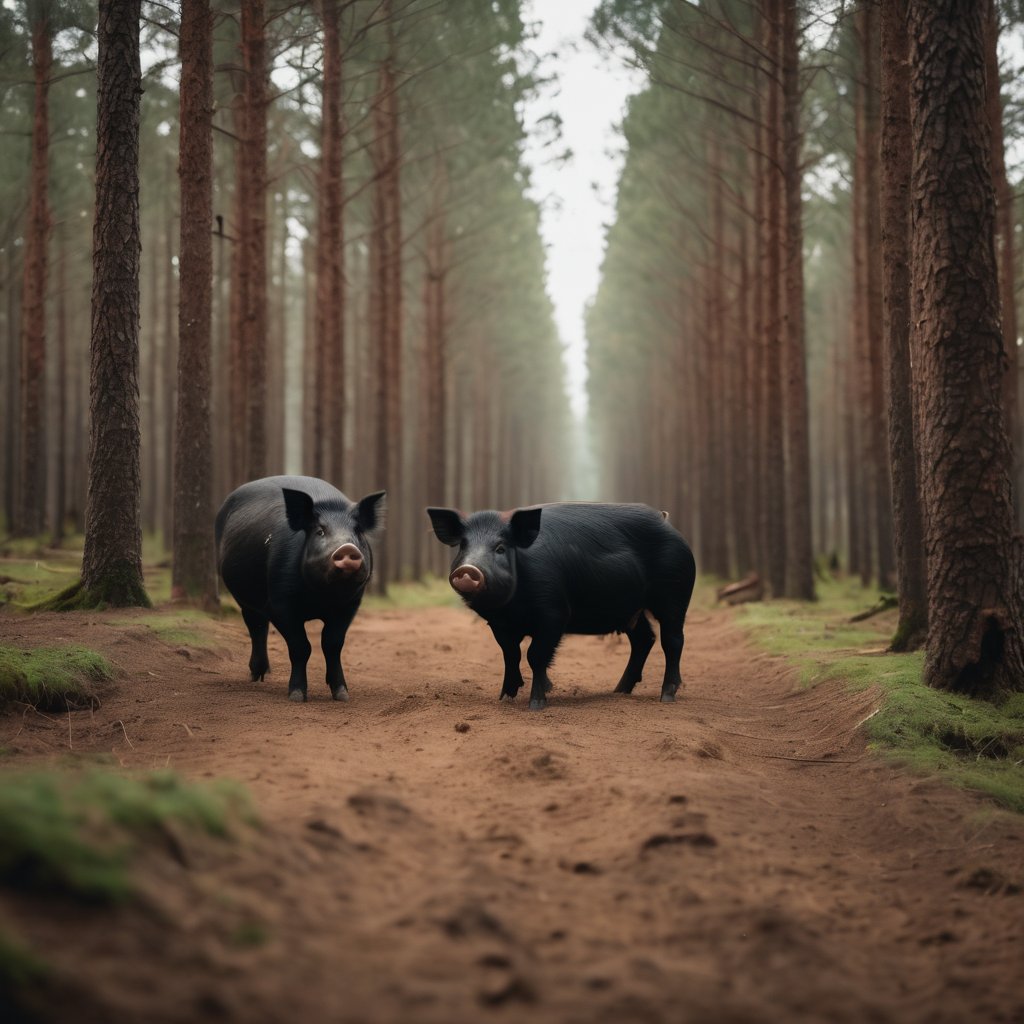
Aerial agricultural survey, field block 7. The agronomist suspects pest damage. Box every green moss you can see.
[738,580,1024,813]
[0,928,47,988]
[0,645,113,710]
[362,576,461,611]
[108,608,216,649]
[229,921,269,949]
[0,770,255,904]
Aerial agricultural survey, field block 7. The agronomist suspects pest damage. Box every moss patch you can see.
[363,576,461,611]
[0,646,113,710]
[0,769,255,904]
[738,580,1024,813]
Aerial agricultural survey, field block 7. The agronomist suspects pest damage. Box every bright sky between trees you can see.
[521,0,645,420]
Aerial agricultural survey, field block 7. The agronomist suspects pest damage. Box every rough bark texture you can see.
[371,6,401,586]
[172,0,217,607]
[314,0,345,484]
[762,0,787,597]
[984,0,1020,507]
[780,0,814,600]
[241,0,267,481]
[862,1,896,588]
[880,0,928,651]
[908,0,1023,697]
[81,0,149,608]
[17,15,52,537]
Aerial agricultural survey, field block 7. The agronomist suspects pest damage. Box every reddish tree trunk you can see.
[172,0,218,606]
[908,0,1024,696]
[762,0,787,596]
[241,0,267,481]
[17,16,52,537]
[984,0,1020,507]
[880,0,927,650]
[781,0,814,599]
[81,0,149,607]
[315,0,346,485]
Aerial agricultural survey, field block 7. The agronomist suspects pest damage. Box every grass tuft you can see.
[0,645,113,710]
[738,579,1024,812]
[0,769,255,904]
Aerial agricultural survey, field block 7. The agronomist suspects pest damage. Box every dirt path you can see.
[2,604,1023,1023]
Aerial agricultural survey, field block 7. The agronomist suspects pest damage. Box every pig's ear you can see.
[427,507,466,546]
[509,507,542,549]
[356,491,386,534]
[282,488,316,532]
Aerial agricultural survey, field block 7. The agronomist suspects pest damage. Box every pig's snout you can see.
[450,564,485,594]
[332,543,364,575]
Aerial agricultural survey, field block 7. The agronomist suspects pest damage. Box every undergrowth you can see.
[738,579,1024,813]
[0,769,255,904]
[0,646,113,710]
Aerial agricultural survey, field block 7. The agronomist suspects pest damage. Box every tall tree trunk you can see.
[908,0,1024,696]
[781,0,814,599]
[17,14,52,537]
[762,0,787,596]
[984,0,1020,514]
[52,232,66,546]
[172,0,217,607]
[371,7,401,586]
[316,0,345,485]
[241,0,267,481]
[81,0,149,608]
[228,93,247,488]
[880,0,927,650]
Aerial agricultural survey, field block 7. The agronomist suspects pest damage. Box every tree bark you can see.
[241,0,267,481]
[81,0,149,608]
[762,0,787,597]
[908,0,1024,697]
[17,14,52,537]
[780,0,815,599]
[315,0,345,485]
[983,0,1020,513]
[172,0,218,607]
[880,0,927,650]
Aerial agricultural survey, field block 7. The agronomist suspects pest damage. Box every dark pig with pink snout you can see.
[216,476,385,703]
[427,502,696,709]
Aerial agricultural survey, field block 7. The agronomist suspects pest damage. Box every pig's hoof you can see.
[288,689,307,703]
[331,685,349,702]
[500,692,517,701]
[528,698,548,711]
[614,681,636,694]
[660,692,677,703]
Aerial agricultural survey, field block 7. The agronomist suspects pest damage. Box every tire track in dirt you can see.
[1,604,1022,1023]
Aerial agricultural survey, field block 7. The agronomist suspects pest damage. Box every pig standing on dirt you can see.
[216,476,385,703]
[426,503,696,710]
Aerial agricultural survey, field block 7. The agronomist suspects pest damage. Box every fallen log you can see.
[715,573,764,605]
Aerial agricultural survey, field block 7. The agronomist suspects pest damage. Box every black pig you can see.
[216,476,385,702]
[426,503,696,709]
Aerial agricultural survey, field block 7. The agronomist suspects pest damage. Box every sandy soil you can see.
[1,602,1023,1024]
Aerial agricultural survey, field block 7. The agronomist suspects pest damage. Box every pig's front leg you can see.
[321,605,358,701]
[525,624,562,710]
[271,610,312,702]
[490,623,525,700]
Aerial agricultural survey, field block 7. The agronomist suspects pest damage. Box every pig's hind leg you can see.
[650,603,685,703]
[242,608,271,681]
[613,613,655,694]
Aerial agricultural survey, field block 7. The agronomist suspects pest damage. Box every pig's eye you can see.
[316,527,325,538]
[495,544,506,555]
